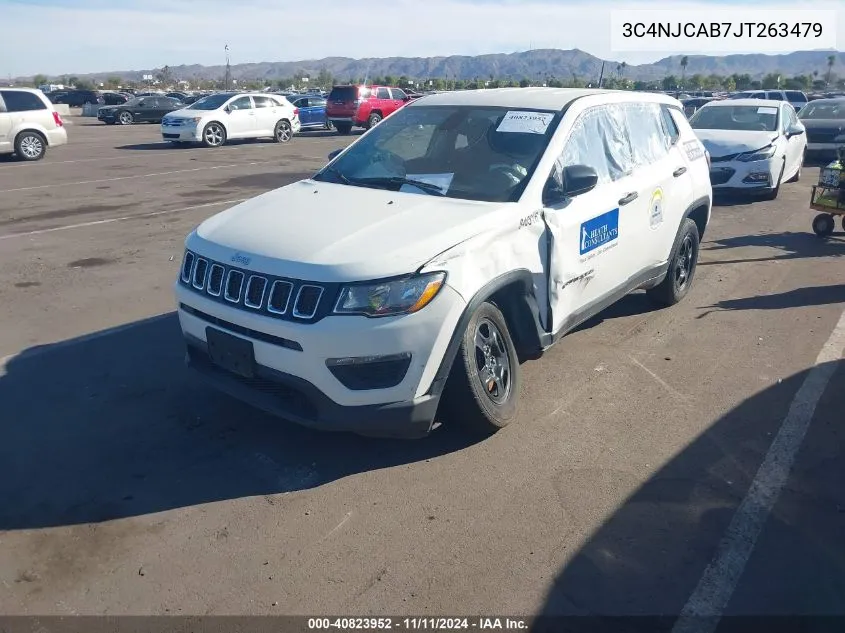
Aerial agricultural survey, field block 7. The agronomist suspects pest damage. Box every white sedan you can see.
[689,98,806,199]
[160,92,301,147]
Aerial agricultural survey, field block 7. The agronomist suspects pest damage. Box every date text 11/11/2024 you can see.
[307,617,528,630]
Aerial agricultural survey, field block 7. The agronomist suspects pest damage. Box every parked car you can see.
[98,96,183,125]
[681,97,716,118]
[165,92,189,101]
[101,92,129,105]
[288,95,330,130]
[728,89,808,113]
[49,89,104,106]
[0,88,67,161]
[174,88,712,438]
[798,97,845,158]
[326,84,412,134]
[160,92,300,147]
[689,98,806,199]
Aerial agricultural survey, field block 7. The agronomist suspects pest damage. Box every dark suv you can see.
[326,85,411,134]
[49,90,104,106]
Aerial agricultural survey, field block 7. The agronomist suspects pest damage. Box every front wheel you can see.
[118,111,133,125]
[442,302,520,436]
[202,122,226,147]
[763,162,785,200]
[274,119,293,143]
[647,218,700,307]
[787,151,804,183]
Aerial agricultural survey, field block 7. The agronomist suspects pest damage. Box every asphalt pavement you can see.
[0,118,843,629]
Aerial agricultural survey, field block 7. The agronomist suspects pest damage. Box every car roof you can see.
[705,98,783,107]
[407,87,681,111]
[804,97,845,105]
[0,87,41,93]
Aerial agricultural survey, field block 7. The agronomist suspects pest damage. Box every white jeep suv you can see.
[175,88,712,438]
[0,88,68,161]
[161,92,301,147]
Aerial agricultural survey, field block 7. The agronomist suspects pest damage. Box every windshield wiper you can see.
[353,176,446,196]
[320,165,353,185]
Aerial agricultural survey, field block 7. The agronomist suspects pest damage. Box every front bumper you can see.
[175,281,465,438]
[709,157,779,191]
[161,124,201,141]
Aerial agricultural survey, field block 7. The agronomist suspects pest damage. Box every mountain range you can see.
[39,49,845,84]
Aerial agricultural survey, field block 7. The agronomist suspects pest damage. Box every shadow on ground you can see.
[534,360,845,632]
[698,284,845,317]
[701,231,845,266]
[0,314,478,531]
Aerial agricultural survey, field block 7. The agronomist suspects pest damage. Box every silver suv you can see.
[0,88,68,161]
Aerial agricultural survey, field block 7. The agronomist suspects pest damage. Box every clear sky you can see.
[1,0,842,77]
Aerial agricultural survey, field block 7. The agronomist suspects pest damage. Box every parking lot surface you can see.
[1,119,843,622]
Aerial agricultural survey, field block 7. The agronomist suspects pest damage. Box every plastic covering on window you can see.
[554,105,633,185]
[625,102,669,167]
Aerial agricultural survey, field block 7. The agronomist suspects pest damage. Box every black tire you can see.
[274,119,293,143]
[118,111,133,125]
[325,119,334,131]
[335,122,352,135]
[812,213,835,237]
[14,131,46,161]
[647,218,700,307]
[763,162,785,200]
[842,216,845,233]
[201,122,226,147]
[367,112,382,128]
[442,302,520,436]
[787,151,804,183]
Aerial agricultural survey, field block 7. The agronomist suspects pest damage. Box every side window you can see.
[391,88,407,100]
[253,96,271,108]
[229,96,253,110]
[555,106,633,185]
[376,87,391,100]
[624,102,669,168]
[766,92,784,101]
[0,91,47,112]
[660,105,682,147]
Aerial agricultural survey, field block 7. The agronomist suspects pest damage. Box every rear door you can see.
[292,97,312,125]
[253,95,279,134]
[0,93,11,153]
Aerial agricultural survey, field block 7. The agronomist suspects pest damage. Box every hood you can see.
[164,108,202,119]
[694,129,779,157]
[192,180,507,282]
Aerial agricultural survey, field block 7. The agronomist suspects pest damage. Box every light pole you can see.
[224,44,231,90]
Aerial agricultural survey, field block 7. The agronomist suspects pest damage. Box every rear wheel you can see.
[118,111,133,125]
[647,218,700,307]
[335,122,352,135]
[15,132,46,161]
[367,112,382,128]
[324,119,334,131]
[812,213,835,237]
[274,119,293,143]
[442,302,520,436]
[202,122,226,147]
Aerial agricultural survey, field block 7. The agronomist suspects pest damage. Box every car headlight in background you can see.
[334,272,445,317]
[736,145,776,162]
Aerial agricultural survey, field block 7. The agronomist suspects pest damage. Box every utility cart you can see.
[810,156,845,237]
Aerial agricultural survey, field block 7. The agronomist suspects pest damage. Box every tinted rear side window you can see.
[329,87,359,101]
[0,91,47,112]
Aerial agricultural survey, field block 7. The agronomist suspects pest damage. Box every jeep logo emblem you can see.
[231,253,251,266]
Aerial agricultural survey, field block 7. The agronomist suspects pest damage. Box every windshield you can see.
[689,105,779,132]
[799,102,845,120]
[187,94,231,110]
[313,105,559,203]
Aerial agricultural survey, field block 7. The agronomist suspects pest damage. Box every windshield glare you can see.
[799,102,845,120]
[689,105,779,132]
[314,105,558,203]
[188,94,231,110]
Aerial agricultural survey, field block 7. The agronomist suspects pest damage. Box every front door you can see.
[544,105,636,335]
[226,96,256,138]
[782,105,805,179]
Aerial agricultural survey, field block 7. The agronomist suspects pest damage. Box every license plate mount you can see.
[206,327,255,379]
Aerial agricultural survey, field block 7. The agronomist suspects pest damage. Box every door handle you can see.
[618,192,638,206]
[673,166,687,177]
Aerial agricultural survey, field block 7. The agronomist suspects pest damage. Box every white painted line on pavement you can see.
[0,162,260,193]
[0,197,249,240]
[672,307,845,633]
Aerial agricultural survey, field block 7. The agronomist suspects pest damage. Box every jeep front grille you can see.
[179,250,336,323]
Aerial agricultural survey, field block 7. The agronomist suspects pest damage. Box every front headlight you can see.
[737,145,776,162]
[334,272,446,317]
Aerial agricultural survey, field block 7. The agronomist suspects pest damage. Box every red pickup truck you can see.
[326,85,413,134]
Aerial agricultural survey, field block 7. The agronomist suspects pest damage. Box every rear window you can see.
[785,91,808,102]
[329,86,360,101]
[0,91,47,112]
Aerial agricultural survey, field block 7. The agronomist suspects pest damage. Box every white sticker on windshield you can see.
[757,107,778,115]
[496,111,554,134]
[401,173,454,194]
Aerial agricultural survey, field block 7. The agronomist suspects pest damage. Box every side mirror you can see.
[224,106,231,113]
[787,124,805,137]
[328,149,343,161]
[545,165,599,204]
